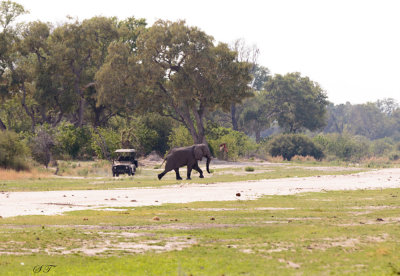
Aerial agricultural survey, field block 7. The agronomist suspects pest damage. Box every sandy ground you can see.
[1,168,400,218]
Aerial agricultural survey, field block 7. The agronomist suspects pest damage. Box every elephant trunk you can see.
[206,157,211,173]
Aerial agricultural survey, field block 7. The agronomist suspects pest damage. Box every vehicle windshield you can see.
[117,154,135,162]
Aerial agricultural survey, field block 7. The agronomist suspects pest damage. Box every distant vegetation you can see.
[0,1,399,170]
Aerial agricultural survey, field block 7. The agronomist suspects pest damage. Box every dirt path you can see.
[1,168,400,218]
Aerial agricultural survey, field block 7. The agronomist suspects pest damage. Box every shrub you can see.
[245,166,255,172]
[207,126,258,161]
[389,152,400,161]
[313,133,370,161]
[91,127,121,159]
[268,133,324,161]
[167,125,193,149]
[0,130,29,170]
[130,121,159,155]
[77,168,89,177]
[139,114,173,155]
[54,123,93,159]
[370,138,395,156]
[30,129,54,168]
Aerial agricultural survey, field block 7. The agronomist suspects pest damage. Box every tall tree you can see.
[95,17,147,118]
[229,38,259,130]
[264,72,328,133]
[50,16,119,127]
[324,102,352,134]
[239,90,276,142]
[250,64,271,91]
[0,0,27,130]
[14,21,54,132]
[138,20,253,144]
[97,20,253,144]
[376,98,399,116]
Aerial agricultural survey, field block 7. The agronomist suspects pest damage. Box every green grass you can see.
[1,188,400,275]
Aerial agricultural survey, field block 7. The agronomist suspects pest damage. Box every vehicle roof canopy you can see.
[115,149,136,153]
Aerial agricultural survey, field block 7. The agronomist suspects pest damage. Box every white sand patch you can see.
[1,168,400,218]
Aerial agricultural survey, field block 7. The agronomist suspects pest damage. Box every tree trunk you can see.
[193,104,207,144]
[231,103,238,131]
[21,83,36,133]
[255,130,261,143]
[77,95,85,127]
[92,104,108,127]
[0,118,6,131]
[180,105,207,145]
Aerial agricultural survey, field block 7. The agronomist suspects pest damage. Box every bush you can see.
[0,130,29,170]
[167,125,193,149]
[389,152,400,161]
[138,114,173,155]
[313,133,369,161]
[30,129,54,168]
[207,126,258,161]
[370,138,395,156]
[245,166,255,172]
[268,133,324,161]
[54,123,93,159]
[91,127,121,159]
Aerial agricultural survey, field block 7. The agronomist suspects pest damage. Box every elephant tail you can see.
[159,158,166,167]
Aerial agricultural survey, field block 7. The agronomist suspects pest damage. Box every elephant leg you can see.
[186,165,192,180]
[193,163,204,178]
[174,168,182,180]
[158,167,172,180]
[158,170,166,180]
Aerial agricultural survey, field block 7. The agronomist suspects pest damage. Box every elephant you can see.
[158,144,212,180]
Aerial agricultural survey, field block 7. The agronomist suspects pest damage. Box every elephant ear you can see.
[194,145,203,160]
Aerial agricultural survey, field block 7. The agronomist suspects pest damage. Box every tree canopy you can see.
[264,72,328,133]
[97,20,253,144]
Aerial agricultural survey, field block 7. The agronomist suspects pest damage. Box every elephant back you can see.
[165,146,194,166]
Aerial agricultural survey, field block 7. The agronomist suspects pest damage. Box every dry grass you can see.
[265,155,285,162]
[291,155,318,162]
[0,168,51,180]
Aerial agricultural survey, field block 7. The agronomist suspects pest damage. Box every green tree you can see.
[117,16,146,51]
[95,17,147,118]
[137,20,253,144]
[264,72,328,133]
[14,21,54,132]
[0,130,29,170]
[0,0,27,131]
[49,16,119,127]
[98,20,253,144]
[324,101,399,140]
[269,133,324,161]
[167,125,193,149]
[239,90,275,142]
[324,102,352,134]
[250,64,270,91]
[54,123,92,159]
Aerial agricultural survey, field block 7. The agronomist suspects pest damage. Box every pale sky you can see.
[14,0,400,104]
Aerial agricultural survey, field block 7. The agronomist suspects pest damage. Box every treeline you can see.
[0,1,399,170]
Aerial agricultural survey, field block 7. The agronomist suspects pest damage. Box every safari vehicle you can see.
[112,149,138,177]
